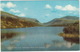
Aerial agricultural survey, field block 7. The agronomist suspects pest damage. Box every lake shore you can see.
[1,32,18,41]
[59,33,79,38]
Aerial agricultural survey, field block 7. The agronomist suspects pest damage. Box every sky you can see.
[0,1,79,23]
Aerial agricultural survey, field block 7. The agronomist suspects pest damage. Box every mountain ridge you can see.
[1,11,43,29]
[44,16,79,26]
[1,11,79,28]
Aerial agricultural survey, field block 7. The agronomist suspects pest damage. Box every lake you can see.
[1,27,79,51]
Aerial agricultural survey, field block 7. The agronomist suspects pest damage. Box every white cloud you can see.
[6,2,16,8]
[10,9,20,13]
[55,5,78,11]
[0,3,6,8]
[0,8,4,11]
[55,5,62,9]
[18,13,26,17]
[45,4,52,9]
[0,2,16,8]
[24,8,28,10]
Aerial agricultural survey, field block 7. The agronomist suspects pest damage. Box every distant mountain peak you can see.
[61,16,79,20]
[44,16,79,26]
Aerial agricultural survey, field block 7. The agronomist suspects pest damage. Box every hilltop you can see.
[44,16,79,26]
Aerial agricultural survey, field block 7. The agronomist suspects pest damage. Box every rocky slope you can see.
[1,11,42,29]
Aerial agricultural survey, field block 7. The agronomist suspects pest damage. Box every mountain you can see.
[1,11,79,29]
[1,11,42,29]
[44,16,79,26]
[61,16,79,20]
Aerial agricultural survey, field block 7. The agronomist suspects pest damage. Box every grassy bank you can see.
[59,33,79,38]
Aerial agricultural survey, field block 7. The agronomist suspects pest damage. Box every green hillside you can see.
[1,11,42,29]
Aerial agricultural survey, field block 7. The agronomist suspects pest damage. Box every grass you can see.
[59,33,79,38]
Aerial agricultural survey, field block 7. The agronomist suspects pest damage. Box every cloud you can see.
[45,4,52,9]
[6,2,16,8]
[18,13,26,17]
[0,8,4,11]
[0,3,5,8]
[24,8,28,10]
[0,2,16,8]
[10,9,20,13]
[55,5,78,11]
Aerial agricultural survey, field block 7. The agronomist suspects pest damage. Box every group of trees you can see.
[63,21,79,34]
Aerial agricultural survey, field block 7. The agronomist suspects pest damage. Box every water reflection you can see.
[1,43,16,51]
[44,37,79,49]
[1,27,79,51]
[44,40,76,48]
[6,44,16,50]
[1,32,27,51]
[63,37,79,44]
[1,31,26,41]
[1,32,18,41]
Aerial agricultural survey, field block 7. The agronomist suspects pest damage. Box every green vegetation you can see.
[59,21,79,38]
[63,21,79,34]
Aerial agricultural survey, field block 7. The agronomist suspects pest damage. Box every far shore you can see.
[1,25,65,29]
[59,33,79,38]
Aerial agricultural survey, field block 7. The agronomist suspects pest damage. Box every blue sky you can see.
[0,1,79,23]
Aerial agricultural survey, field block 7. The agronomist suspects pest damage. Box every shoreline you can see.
[59,33,79,38]
[1,26,64,29]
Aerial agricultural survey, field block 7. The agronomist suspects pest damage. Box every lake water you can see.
[1,27,79,51]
